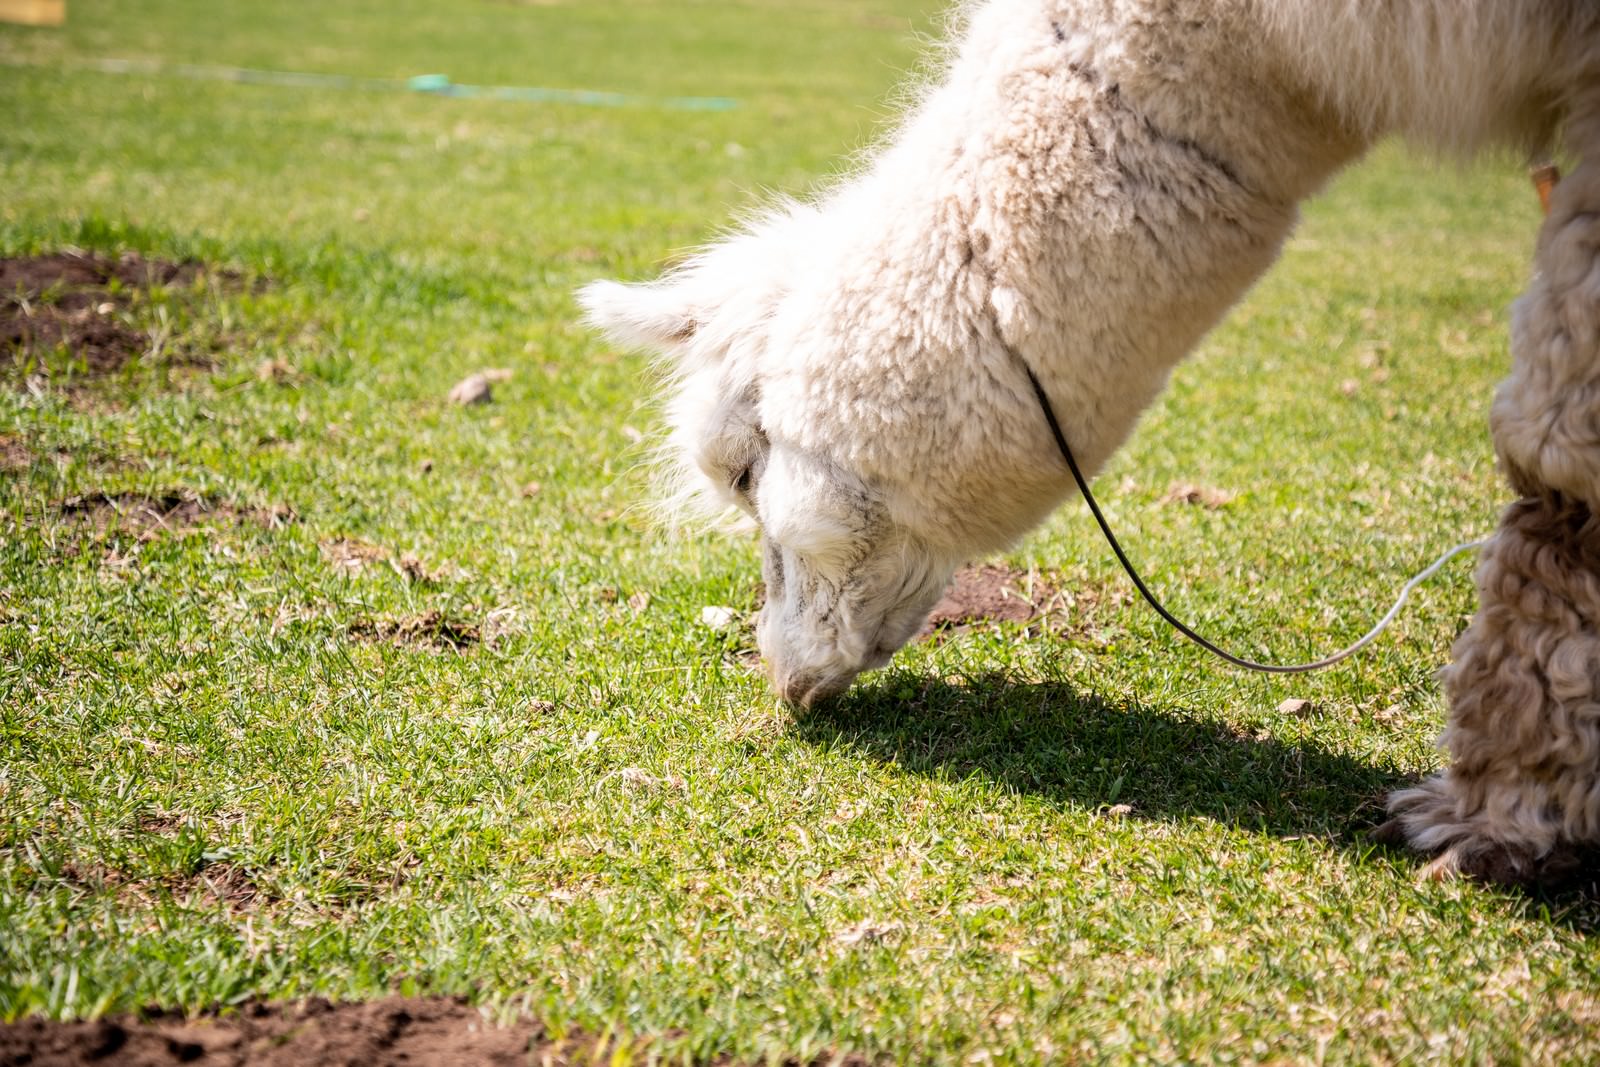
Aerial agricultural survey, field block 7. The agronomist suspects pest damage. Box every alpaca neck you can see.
[832,1,1370,551]
[970,4,1363,542]
[760,1,1371,555]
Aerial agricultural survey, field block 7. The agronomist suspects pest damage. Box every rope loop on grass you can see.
[1016,357,1483,674]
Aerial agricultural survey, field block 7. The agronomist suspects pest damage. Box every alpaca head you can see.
[579,217,966,706]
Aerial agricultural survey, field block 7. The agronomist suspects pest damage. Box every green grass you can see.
[2,1,1597,1063]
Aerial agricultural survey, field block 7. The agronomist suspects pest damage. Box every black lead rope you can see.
[1017,360,1481,674]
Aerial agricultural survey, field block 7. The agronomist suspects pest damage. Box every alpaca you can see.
[581,0,1600,885]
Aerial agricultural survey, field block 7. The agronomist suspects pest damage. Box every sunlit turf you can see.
[3,1,1597,1063]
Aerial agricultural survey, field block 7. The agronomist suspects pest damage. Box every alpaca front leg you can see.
[1382,158,1600,886]
[1381,497,1600,884]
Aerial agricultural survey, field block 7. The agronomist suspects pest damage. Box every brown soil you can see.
[60,860,273,917]
[56,492,294,538]
[0,252,209,294]
[0,434,33,472]
[321,538,443,582]
[0,998,875,1067]
[1,251,236,383]
[349,611,481,651]
[919,563,1060,639]
[0,997,556,1067]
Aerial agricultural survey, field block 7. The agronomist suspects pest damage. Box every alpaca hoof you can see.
[1419,843,1537,885]
[1368,817,1410,848]
[1419,840,1599,890]
[1525,843,1600,889]
[1371,790,1600,889]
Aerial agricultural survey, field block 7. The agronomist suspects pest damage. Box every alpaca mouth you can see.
[771,641,896,706]
[792,645,900,706]
[780,669,854,708]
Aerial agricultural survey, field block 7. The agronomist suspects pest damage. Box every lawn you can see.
[2,1,1597,1063]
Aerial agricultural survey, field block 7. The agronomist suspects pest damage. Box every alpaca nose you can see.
[776,668,823,707]
[775,667,852,708]
[757,606,857,705]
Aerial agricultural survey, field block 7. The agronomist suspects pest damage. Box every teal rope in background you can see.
[19,56,740,111]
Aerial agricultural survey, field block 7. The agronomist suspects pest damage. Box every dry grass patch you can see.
[1,251,254,390]
[347,610,481,651]
[320,537,446,582]
[0,433,34,472]
[60,858,275,917]
[55,491,294,539]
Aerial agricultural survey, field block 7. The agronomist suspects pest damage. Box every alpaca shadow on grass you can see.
[794,671,1600,922]
[796,672,1400,839]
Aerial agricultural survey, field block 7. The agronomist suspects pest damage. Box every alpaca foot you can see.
[1374,777,1600,889]
[1416,838,1599,889]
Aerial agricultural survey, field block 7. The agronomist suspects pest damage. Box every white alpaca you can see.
[583,0,1600,884]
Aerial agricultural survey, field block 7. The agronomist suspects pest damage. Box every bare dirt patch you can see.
[0,434,34,472]
[169,863,271,913]
[919,563,1061,639]
[60,859,274,916]
[348,611,481,651]
[321,538,444,582]
[1,251,243,386]
[0,997,552,1067]
[0,996,871,1067]
[0,252,211,295]
[56,492,294,539]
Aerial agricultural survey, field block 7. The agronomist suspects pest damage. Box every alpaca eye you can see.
[733,465,753,495]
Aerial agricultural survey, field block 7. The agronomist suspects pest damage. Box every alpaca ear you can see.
[578,279,699,350]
